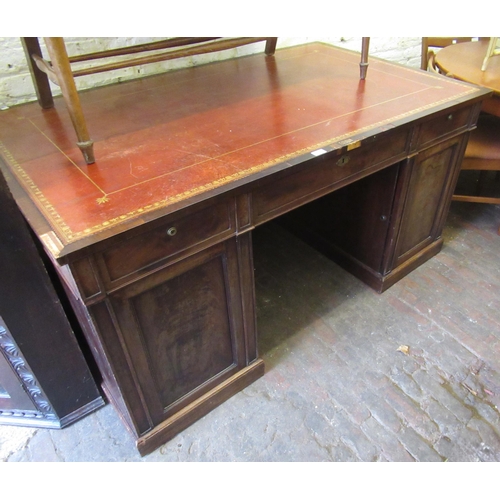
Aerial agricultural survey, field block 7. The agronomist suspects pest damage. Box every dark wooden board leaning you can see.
[0,168,104,428]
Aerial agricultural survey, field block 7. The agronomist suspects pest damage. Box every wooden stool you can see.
[22,37,371,164]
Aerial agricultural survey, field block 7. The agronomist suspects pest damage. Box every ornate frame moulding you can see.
[0,317,59,426]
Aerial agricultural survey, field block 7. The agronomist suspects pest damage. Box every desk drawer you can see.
[417,106,471,149]
[253,127,410,223]
[100,201,235,283]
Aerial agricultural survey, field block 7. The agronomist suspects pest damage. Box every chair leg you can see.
[360,38,370,79]
[265,38,278,56]
[43,38,95,164]
[21,37,54,109]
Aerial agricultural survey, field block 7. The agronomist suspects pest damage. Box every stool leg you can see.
[43,37,95,164]
[360,37,370,79]
[265,38,278,55]
[21,38,54,109]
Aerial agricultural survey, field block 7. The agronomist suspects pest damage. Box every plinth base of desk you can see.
[131,359,265,456]
[280,215,444,293]
[323,238,444,293]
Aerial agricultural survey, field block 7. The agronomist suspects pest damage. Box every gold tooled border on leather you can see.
[0,81,477,246]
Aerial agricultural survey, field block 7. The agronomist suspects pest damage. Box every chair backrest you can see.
[421,37,484,70]
[53,38,279,79]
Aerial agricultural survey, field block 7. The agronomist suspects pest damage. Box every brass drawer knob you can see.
[166,227,177,237]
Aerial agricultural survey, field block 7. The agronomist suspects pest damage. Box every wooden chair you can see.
[22,37,371,165]
[21,37,279,164]
[421,37,484,71]
[453,113,500,202]
[422,37,500,234]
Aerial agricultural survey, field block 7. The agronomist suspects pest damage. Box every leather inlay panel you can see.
[0,43,479,248]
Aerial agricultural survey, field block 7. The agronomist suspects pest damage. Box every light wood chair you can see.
[421,37,484,71]
[422,37,500,234]
[453,113,500,203]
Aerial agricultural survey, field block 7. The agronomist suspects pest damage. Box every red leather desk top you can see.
[0,43,483,255]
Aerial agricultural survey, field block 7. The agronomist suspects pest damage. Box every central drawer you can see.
[252,126,411,224]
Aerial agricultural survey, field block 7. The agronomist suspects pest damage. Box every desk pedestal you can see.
[281,135,467,292]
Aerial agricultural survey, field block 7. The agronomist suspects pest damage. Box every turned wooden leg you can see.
[265,38,278,56]
[360,37,370,79]
[21,37,54,109]
[43,37,95,164]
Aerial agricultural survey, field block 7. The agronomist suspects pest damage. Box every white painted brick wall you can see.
[326,37,422,67]
[0,37,422,109]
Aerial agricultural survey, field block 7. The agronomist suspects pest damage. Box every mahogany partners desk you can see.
[0,43,491,455]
